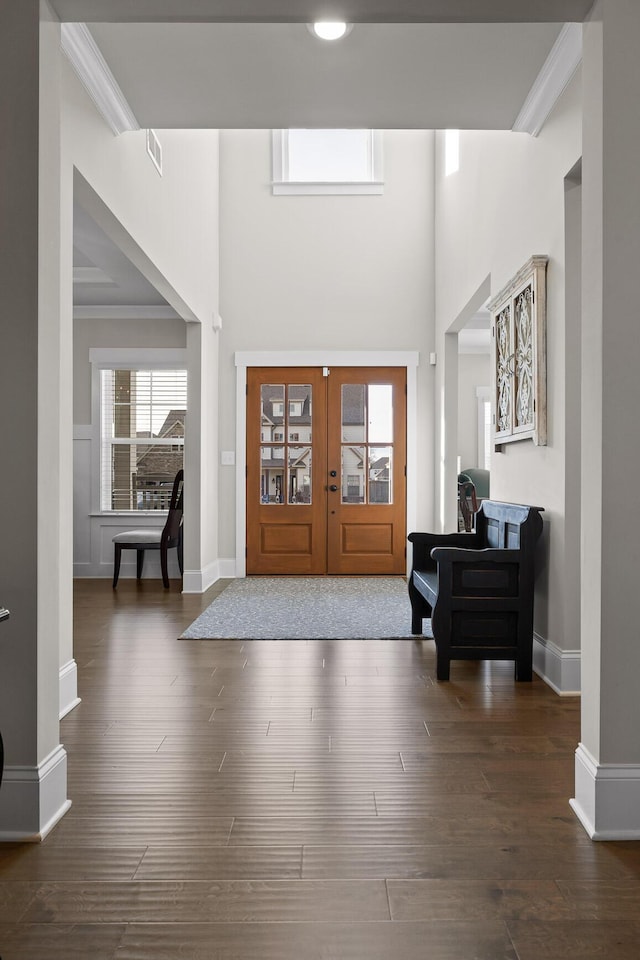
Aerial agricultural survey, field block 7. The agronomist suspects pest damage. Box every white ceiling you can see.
[88,21,564,130]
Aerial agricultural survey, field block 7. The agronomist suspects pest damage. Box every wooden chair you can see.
[458,480,478,532]
[112,470,184,588]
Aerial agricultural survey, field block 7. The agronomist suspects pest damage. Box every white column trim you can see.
[532,633,581,696]
[234,351,420,579]
[59,659,81,719]
[571,743,640,840]
[0,745,71,841]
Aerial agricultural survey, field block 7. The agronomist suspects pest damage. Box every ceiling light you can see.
[311,21,350,40]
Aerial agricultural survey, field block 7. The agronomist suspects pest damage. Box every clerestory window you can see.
[272,129,384,196]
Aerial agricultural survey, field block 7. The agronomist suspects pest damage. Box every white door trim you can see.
[234,350,420,578]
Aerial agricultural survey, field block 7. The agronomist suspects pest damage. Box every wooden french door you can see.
[246,366,406,575]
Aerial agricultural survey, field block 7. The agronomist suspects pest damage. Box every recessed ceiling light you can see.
[310,21,350,41]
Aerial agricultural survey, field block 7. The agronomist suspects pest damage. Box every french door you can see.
[246,366,406,575]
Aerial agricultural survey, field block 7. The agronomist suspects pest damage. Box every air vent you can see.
[146,129,163,176]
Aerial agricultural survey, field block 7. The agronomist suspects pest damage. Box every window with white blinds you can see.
[100,368,187,511]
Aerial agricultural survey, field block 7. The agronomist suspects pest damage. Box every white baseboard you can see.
[182,558,235,594]
[533,633,581,695]
[59,659,81,719]
[571,743,640,840]
[0,745,71,841]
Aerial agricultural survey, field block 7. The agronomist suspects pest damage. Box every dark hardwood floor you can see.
[1,578,640,958]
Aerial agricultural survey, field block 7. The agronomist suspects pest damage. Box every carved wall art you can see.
[488,255,548,448]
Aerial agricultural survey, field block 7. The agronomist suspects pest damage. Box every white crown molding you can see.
[74,305,181,321]
[61,22,140,135]
[512,22,582,137]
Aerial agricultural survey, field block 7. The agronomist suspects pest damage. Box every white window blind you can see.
[100,368,187,511]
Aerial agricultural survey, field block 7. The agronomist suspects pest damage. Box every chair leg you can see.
[160,545,170,589]
[113,544,123,589]
[136,550,145,580]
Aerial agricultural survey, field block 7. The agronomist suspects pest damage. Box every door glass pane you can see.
[287,384,312,441]
[368,384,393,442]
[260,446,285,503]
[288,446,312,503]
[260,385,285,442]
[369,446,393,504]
[341,446,365,503]
[341,384,366,442]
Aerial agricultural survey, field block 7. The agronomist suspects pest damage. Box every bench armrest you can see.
[430,546,521,564]
[408,531,479,570]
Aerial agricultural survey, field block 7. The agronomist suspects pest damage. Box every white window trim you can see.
[90,348,187,516]
[272,129,384,196]
[476,386,491,472]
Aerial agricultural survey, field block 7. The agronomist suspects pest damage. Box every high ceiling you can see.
[87,21,564,130]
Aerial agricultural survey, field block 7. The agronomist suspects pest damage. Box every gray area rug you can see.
[181,577,431,640]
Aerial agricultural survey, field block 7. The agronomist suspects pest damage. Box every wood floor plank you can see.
[21,879,390,923]
[133,846,303,880]
[301,843,640,881]
[0,923,126,960]
[115,920,518,960]
[386,878,575,921]
[507,920,640,959]
[0,845,147,881]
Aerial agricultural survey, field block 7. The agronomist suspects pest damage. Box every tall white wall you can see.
[62,58,219,326]
[218,129,436,562]
[63,55,221,586]
[434,73,582,669]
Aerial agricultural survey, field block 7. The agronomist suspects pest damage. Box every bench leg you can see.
[515,656,533,682]
[408,580,431,636]
[136,549,145,580]
[436,651,450,682]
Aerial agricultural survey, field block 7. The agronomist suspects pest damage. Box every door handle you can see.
[329,484,338,492]
[329,470,337,477]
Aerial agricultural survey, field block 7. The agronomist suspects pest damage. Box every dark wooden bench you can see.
[408,500,544,681]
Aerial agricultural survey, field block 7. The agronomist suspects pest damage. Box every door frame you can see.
[234,350,419,577]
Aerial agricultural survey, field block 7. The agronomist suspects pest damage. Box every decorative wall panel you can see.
[489,256,547,447]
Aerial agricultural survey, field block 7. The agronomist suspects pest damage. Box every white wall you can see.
[457,353,490,471]
[63,54,221,585]
[434,72,582,666]
[218,129,436,563]
[62,58,219,326]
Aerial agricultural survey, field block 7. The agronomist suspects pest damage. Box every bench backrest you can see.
[475,500,544,552]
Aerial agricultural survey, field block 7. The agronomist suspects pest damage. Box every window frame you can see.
[272,129,384,196]
[90,348,187,515]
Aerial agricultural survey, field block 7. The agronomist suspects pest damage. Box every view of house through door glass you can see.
[246,366,406,576]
